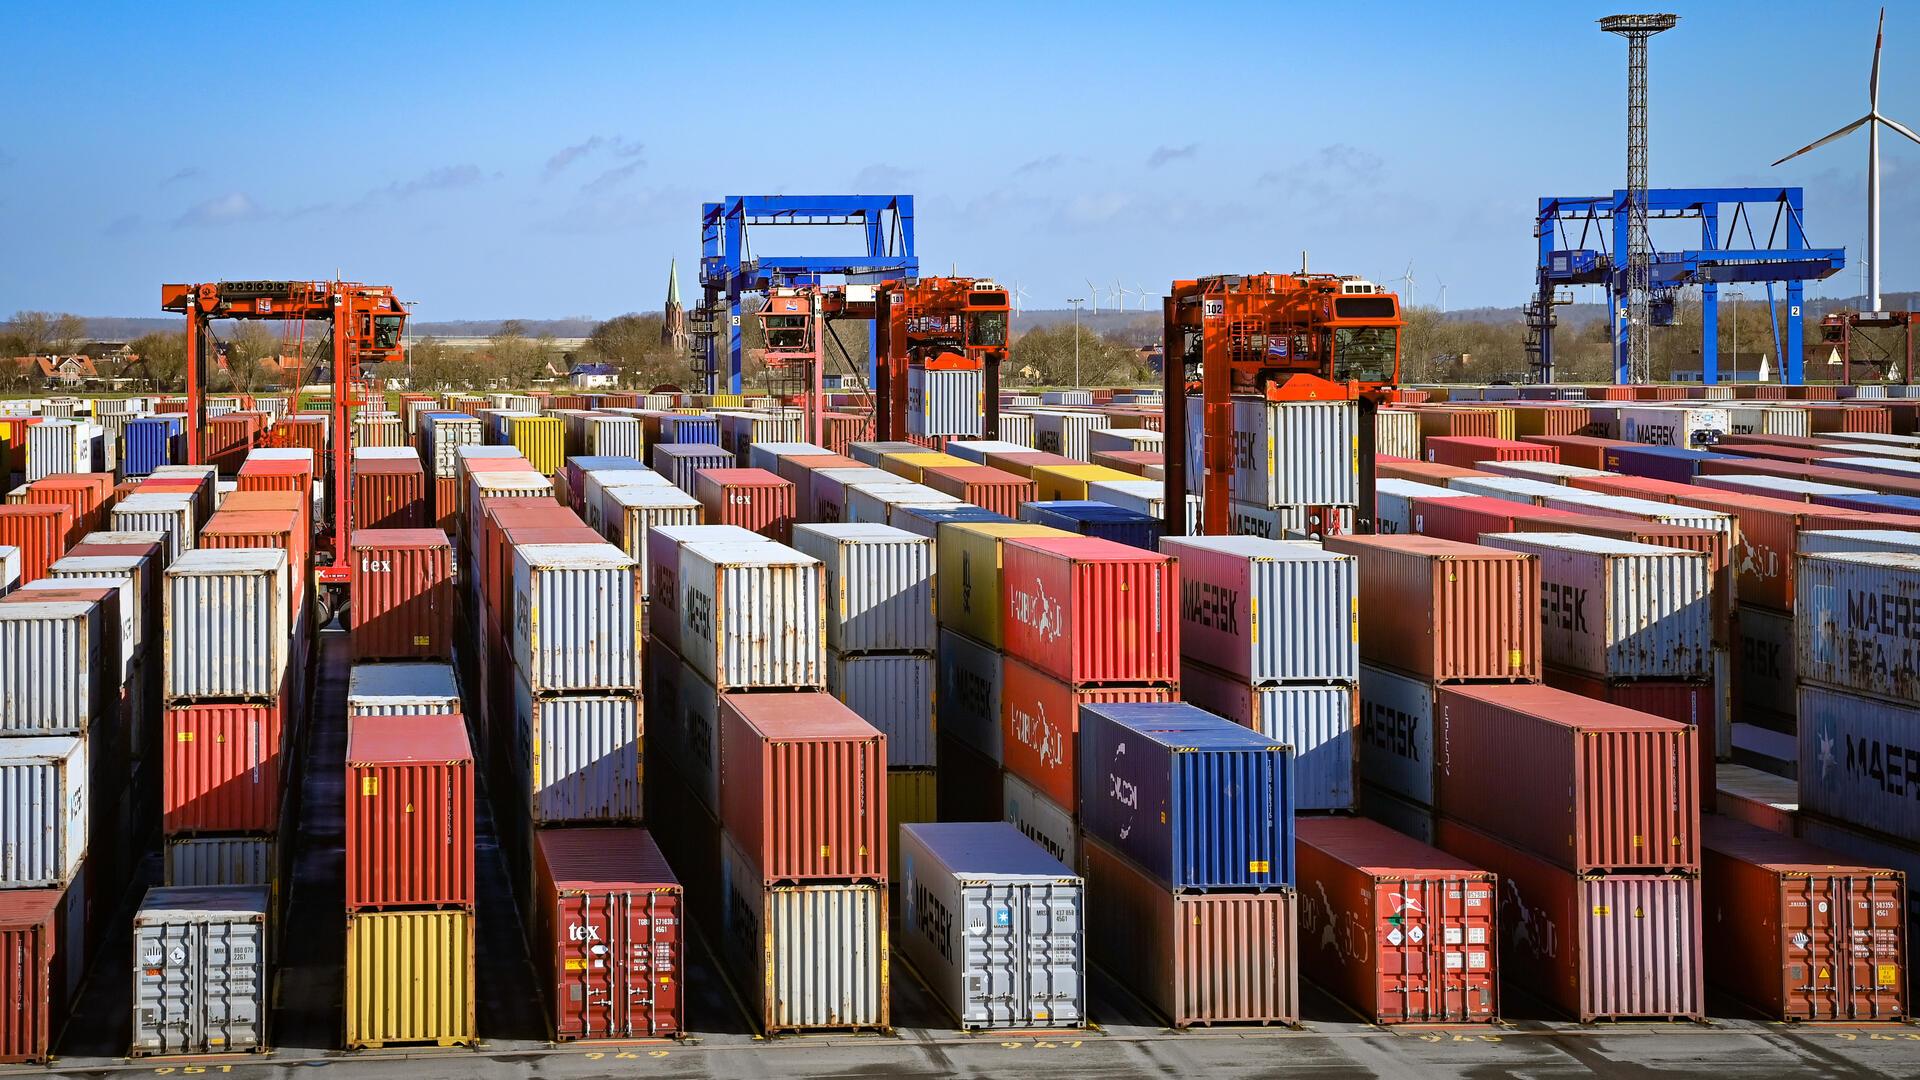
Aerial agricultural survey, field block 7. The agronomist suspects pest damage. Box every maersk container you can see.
[122,416,183,478]
[906,366,984,437]
[0,599,110,735]
[25,421,103,481]
[1798,551,1920,703]
[510,671,642,824]
[642,525,770,657]
[532,828,684,1040]
[792,523,935,655]
[164,836,276,888]
[1180,660,1354,812]
[652,441,734,493]
[346,661,462,717]
[130,886,269,1056]
[1082,838,1300,1028]
[938,627,1003,761]
[1031,410,1109,461]
[674,540,825,691]
[1078,702,1294,891]
[344,909,475,1049]
[1436,819,1703,1022]
[1800,529,1920,558]
[717,832,889,1033]
[1185,397,1357,507]
[1000,535,1178,686]
[898,822,1084,1030]
[828,652,935,768]
[0,875,88,1064]
[1322,534,1540,683]
[1619,406,1730,449]
[1296,817,1499,1024]
[1798,684,1920,840]
[511,542,641,693]
[0,737,85,887]
[1160,535,1357,685]
[1018,499,1163,550]
[111,492,196,558]
[1537,491,1737,541]
[1002,769,1078,870]
[1374,478,1468,536]
[163,549,291,701]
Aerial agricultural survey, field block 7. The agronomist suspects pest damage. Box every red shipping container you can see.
[693,467,795,542]
[1435,818,1704,1022]
[982,450,1076,479]
[350,529,454,661]
[26,475,114,543]
[1426,436,1559,468]
[1000,535,1178,687]
[1377,458,1490,485]
[0,876,87,1064]
[345,713,474,911]
[1701,816,1906,1022]
[1407,494,1586,543]
[1663,489,1855,613]
[1801,403,1892,434]
[820,412,869,455]
[262,415,329,462]
[919,465,1037,518]
[218,491,311,573]
[1295,818,1498,1024]
[235,457,314,497]
[1543,668,1715,810]
[533,827,684,1040]
[433,475,461,531]
[353,455,428,531]
[163,702,285,835]
[205,413,262,474]
[1415,407,1500,442]
[1434,683,1699,872]
[775,452,860,494]
[1522,434,1637,470]
[0,504,72,583]
[1000,656,1175,812]
[1322,534,1540,682]
[1089,450,1163,477]
[1720,443,1852,465]
[717,691,887,884]
[1803,509,1920,533]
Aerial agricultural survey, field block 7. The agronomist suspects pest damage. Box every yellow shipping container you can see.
[879,451,967,483]
[1030,463,1135,502]
[345,910,476,1049]
[936,522,1070,647]
[506,414,565,476]
[887,769,938,880]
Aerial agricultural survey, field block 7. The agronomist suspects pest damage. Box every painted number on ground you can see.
[584,1050,672,1058]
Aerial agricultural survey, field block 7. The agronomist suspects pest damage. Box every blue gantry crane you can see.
[697,195,918,394]
[1527,187,1845,384]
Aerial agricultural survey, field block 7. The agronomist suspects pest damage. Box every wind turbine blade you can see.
[1873,6,1886,110]
[1771,114,1873,165]
[1881,113,1920,147]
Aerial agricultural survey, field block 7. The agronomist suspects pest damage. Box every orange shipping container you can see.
[345,714,475,911]
[918,465,1036,518]
[349,529,454,662]
[163,702,285,835]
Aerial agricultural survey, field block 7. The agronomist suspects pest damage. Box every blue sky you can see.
[2,1,1915,319]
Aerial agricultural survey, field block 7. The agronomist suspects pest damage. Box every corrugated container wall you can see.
[0,600,110,735]
[163,550,290,701]
[0,880,87,1064]
[512,543,641,693]
[1186,398,1357,507]
[532,828,684,1040]
[793,523,935,655]
[674,542,825,691]
[511,675,643,824]
[1323,535,1539,682]
[1159,536,1357,684]
[130,887,269,1056]
[1180,661,1355,811]
[0,738,86,887]
[344,715,475,911]
[1797,551,1920,703]
[907,367,984,437]
[828,653,935,768]
[344,910,475,1048]
[1797,684,1920,839]
[718,692,887,883]
[1000,536,1178,686]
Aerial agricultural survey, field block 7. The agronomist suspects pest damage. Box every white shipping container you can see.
[352,446,417,461]
[163,549,290,701]
[1086,479,1198,534]
[583,415,643,460]
[994,412,1035,448]
[1538,491,1737,541]
[1031,411,1110,461]
[674,541,825,691]
[1798,551,1920,704]
[1799,530,1920,558]
[1620,406,1731,448]
[828,652,935,768]
[1002,770,1078,870]
[423,415,484,478]
[0,736,87,887]
[26,421,104,480]
[1186,398,1357,507]
[1726,406,1810,437]
[792,523,935,655]
[944,439,1030,465]
[510,673,642,824]
[1040,390,1093,407]
[907,367,984,438]
[806,467,895,524]
[581,469,672,531]
[111,493,197,559]
[1479,532,1713,680]
[130,886,269,1056]
[164,836,277,888]
[1446,476,1569,506]
[352,414,406,449]
[642,526,772,657]
[1797,684,1920,841]
[1159,535,1357,684]
[644,641,722,813]
[718,832,888,1033]
[1374,409,1422,460]
[1478,459,1613,484]
[0,599,111,735]
[1695,475,1874,501]
[1357,663,1437,808]
[898,822,1085,1030]
[21,574,133,681]
[0,545,18,595]
[938,627,1003,761]
[346,662,462,716]
[844,482,962,526]
[746,442,832,473]
[1225,500,1354,541]
[511,542,641,693]
[1085,427,1164,456]
[1375,478,1469,536]
[598,485,702,591]
[1179,661,1356,812]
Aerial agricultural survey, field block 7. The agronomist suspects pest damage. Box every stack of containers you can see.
[1077,702,1300,1028]
[1186,398,1357,540]
[528,827,684,1040]
[418,413,483,529]
[793,522,938,874]
[351,447,428,530]
[1160,536,1358,811]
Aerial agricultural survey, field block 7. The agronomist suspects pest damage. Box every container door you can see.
[136,922,201,1053]
[203,918,264,1052]
[1376,876,1496,1023]
[561,891,618,1037]
[627,889,681,1037]
[958,882,1019,1027]
[1027,880,1084,1026]
[1784,874,1905,1021]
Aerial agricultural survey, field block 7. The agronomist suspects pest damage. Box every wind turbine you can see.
[1010,281,1031,318]
[1111,279,1126,312]
[1085,279,1101,315]
[1391,260,1417,308]
[1436,278,1448,314]
[1135,282,1157,311]
[1773,6,1920,313]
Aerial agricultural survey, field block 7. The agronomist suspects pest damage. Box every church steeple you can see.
[663,257,687,350]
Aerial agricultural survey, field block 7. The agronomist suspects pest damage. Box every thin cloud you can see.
[545,135,643,178]
[173,192,262,228]
[384,164,485,198]
[582,158,645,194]
[850,163,920,191]
[1146,143,1199,168]
[161,167,201,187]
[1013,153,1072,176]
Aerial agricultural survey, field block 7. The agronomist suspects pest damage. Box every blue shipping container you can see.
[121,416,183,477]
[1017,501,1163,551]
[1811,491,1920,516]
[570,455,645,473]
[660,414,720,445]
[1077,702,1295,891]
[651,442,735,493]
[890,504,1012,540]
[1601,445,1722,483]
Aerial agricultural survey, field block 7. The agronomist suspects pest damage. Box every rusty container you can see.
[919,464,1037,518]
[352,455,429,531]
[693,467,796,542]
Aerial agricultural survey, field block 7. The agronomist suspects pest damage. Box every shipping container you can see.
[1800,528,1920,557]
[0,545,16,594]
[1715,762,1797,835]
[512,542,642,693]
[0,504,75,581]
[351,456,428,531]
[939,732,1004,825]
[936,522,1070,648]
[907,367,984,437]
[532,827,684,1040]
[0,877,87,1064]
[886,769,937,881]
[15,581,130,690]
[1426,436,1558,468]
[938,627,1003,760]
[844,481,962,526]
[694,467,796,542]
[1701,815,1905,1022]
[793,523,935,655]
[0,598,111,735]
[1000,657,1176,813]
[347,661,462,716]
[345,714,474,911]
[1797,684,1920,839]
[642,525,770,657]
[746,441,834,474]
[1436,818,1702,1022]
[1017,500,1164,550]
[651,442,734,493]
[828,653,935,768]
[350,529,453,662]
[1002,768,1078,869]
[1619,406,1730,448]
[1084,478,1200,534]
[1797,551,1920,703]
[1446,475,1572,506]
[643,640,719,812]
[595,485,701,583]
[164,703,283,835]
[165,836,277,888]
[1295,818,1498,1024]
[344,910,475,1048]
[163,549,290,701]
[1078,702,1294,890]
[1184,398,1356,507]
[1180,660,1355,811]
[673,539,824,691]
[889,504,1013,541]
[1001,535,1178,686]
[1160,535,1357,685]
[898,822,1084,1029]
[0,737,85,887]
[510,671,643,824]
[718,691,887,883]
[1032,410,1110,461]
[1322,534,1540,682]
[805,466,895,523]
[1082,838,1299,1028]
[716,832,889,1033]
[918,464,1036,518]
[130,886,269,1056]
[122,416,183,478]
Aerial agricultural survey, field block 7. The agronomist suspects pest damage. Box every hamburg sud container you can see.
[511,543,641,693]
[0,878,88,1063]
[1078,702,1294,891]
[1797,551,1920,704]
[1000,535,1177,687]
[1160,535,1357,685]
[0,598,112,735]
[1001,657,1176,818]
[674,540,825,691]
[345,714,475,911]
[1322,534,1540,682]
[1186,398,1357,507]
[532,827,683,1040]
[1180,660,1355,812]
[1435,683,1699,872]
[1436,818,1703,1022]
[1477,532,1711,680]
[347,662,461,717]
[695,467,796,542]
[898,822,1085,1030]
[652,442,734,494]
[344,909,475,1049]
[936,523,1067,649]
[792,523,934,655]
[719,691,886,883]
[350,529,454,662]
[1701,816,1906,1022]
[1083,837,1299,1027]
[163,549,290,701]
[130,886,270,1056]
[0,738,85,887]
[718,831,888,1033]
[1295,817,1498,1024]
